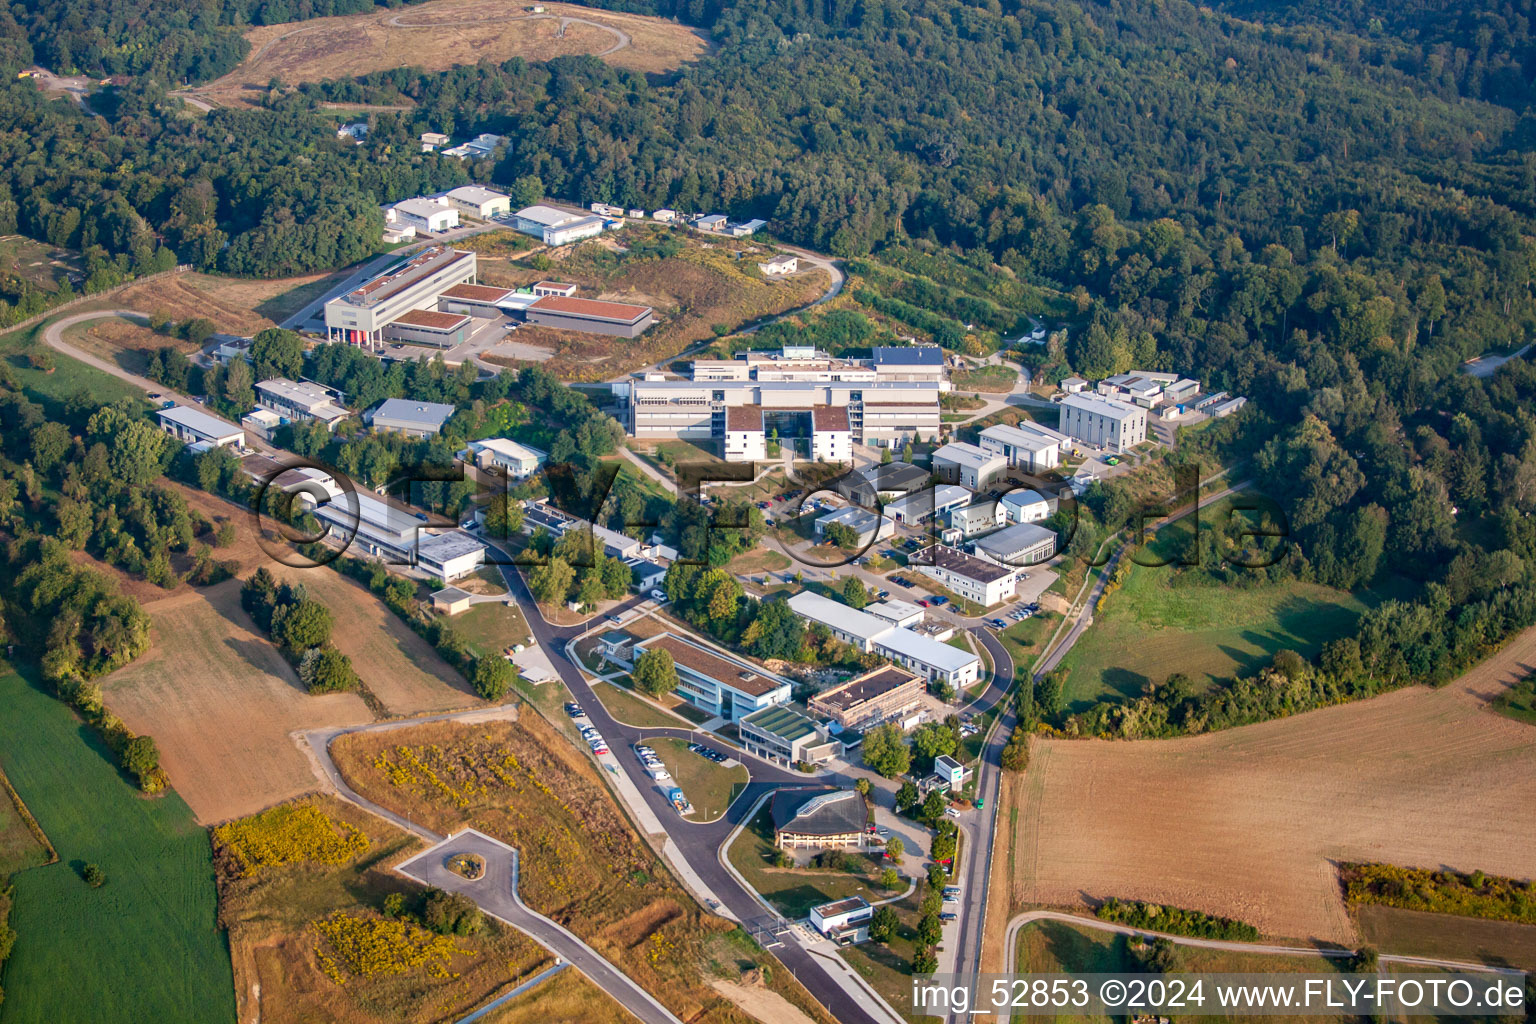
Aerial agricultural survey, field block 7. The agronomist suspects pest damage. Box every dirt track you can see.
[994,623,1536,947]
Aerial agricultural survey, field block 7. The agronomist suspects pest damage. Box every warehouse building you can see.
[948,501,1007,538]
[382,308,472,347]
[885,484,972,525]
[512,205,606,245]
[255,378,349,430]
[324,246,478,349]
[978,422,1063,472]
[911,545,1020,607]
[814,506,894,547]
[971,521,1057,567]
[156,405,244,449]
[837,462,932,505]
[1059,393,1147,451]
[446,185,511,219]
[390,196,459,233]
[787,590,981,689]
[932,441,1006,490]
[525,295,654,337]
[369,398,457,437]
[809,665,924,731]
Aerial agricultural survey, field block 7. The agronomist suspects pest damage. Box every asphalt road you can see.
[398,831,685,1024]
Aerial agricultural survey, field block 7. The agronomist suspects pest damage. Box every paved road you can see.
[496,562,906,1024]
[1461,342,1532,378]
[398,830,684,1024]
[1002,909,1527,977]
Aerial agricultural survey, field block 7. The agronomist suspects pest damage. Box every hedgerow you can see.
[212,803,369,877]
[1095,899,1260,942]
[1341,863,1536,925]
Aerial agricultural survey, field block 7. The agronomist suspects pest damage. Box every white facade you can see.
[999,488,1051,524]
[324,246,478,348]
[156,405,243,448]
[546,216,606,245]
[885,484,971,525]
[391,196,459,233]
[446,186,511,219]
[652,209,678,222]
[979,423,1062,472]
[416,531,487,582]
[912,546,1019,608]
[949,501,1007,538]
[812,406,852,462]
[462,438,547,477]
[758,255,798,275]
[931,442,1006,490]
[255,378,349,429]
[1059,393,1148,451]
[787,590,980,688]
[972,522,1057,567]
[724,426,767,462]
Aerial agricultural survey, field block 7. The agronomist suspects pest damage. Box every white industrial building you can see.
[787,590,980,690]
[309,486,484,580]
[971,521,1057,567]
[156,405,244,449]
[999,488,1051,524]
[459,438,548,477]
[390,196,460,233]
[931,441,1006,490]
[810,896,873,944]
[948,501,1007,538]
[814,506,894,547]
[1059,393,1148,451]
[446,186,511,219]
[369,398,457,437]
[978,422,1065,472]
[884,484,972,525]
[255,378,349,430]
[758,254,798,276]
[911,545,1020,607]
[440,133,505,160]
[512,205,605,245]
[865,599,923,628]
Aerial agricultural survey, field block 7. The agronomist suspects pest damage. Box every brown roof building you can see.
[632,633,791,722]
[526,295,654,337]
[808,666,925,731]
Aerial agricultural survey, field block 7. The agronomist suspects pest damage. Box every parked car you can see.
[944,806,962,819]
[930,596,948,607]
[607,614,622,624]
[989,618,1007,628]
[876,826,892,838]
[940,911,958,922]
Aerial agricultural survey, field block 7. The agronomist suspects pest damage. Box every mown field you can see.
[0,664,235,1024]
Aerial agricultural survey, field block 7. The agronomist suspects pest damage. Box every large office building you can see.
[525,295,654,337]
[626,633,791,722]
[911,545,1020,607]
[1059,393,1148,451]
[869,346,947,383]
[809,666,924,731]
[787,590,981,690]
[628,380,941,449]
[323,246,479,349]
[255,378,350,430]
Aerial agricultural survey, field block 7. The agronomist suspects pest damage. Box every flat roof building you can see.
[949,501,1006,538]
[1060,393,1147,452]
[255,378,349,430]
[932,441,1006,490]
[156,405,243,449]
[809,666,924,731]
[724,404,766,463]
[885,484,972,525]
[972,521,1057,567]
[771,788,867,849]
[460,438,547,477]
[978,422,1062,472]
[525,295,654,338]
[837,462,932,505]
[739,705,840,765]
[446,185,511,219]
[324,246,478,349]
[532,281,579,297]
[369,398,457,437]
[439,282,518,319]
[911,545,1020,608]
[814,506,894,548]
[630,380,939,448]
[382,308,472,347]
[865,599,924,628]
[787,590,981,689]
[811,405,852,463]
[999,488,1051,524]
[416,531,488,582]
[759,254,798,276]
[810,896,873,944]
[868,346,947,383]
[629,633,790,722]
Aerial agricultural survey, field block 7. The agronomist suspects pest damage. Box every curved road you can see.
[1003,909,1526,978]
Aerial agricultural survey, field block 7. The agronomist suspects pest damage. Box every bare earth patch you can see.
[993,624,1536,949]
[710,979,819,1024]
[191,0,708,107]
[101,580,374,824]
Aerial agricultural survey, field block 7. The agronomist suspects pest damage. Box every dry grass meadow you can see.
[101,580,375,824]
[986,622,1536,962]
[193,0,709,106]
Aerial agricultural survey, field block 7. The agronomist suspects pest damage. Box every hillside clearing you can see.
[994,621,1536,947]
[191,0,708,107]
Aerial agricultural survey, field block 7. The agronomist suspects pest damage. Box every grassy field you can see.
[192,0,707,106]
[1355,904,1536,971]
[0,235,82,293]
[217,795,555,1024]
[450,601,535,661]
[950,365,1017,393]
[594,680,695,727]
[649,738,747,821]
[1054,509,1373,710]
[995,612,1059,682]
[0,772,50,880]
[0,318,141,411]
[1011,919,1347,1024]
[1491,673,1536,726]
[727,807,893,918]
[481,967,635,1024]
[727,548,792,577]
[0,663,235,1024]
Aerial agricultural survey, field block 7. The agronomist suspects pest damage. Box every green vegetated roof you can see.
[743,704,818,742]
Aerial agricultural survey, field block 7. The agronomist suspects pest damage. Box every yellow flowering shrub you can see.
[312,911,472,983]
[213,803,369,876]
